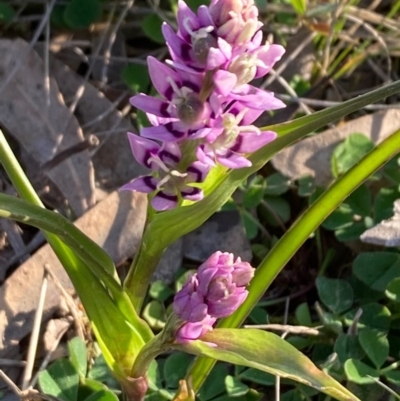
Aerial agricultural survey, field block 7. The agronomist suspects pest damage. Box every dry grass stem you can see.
[21,270,48,390]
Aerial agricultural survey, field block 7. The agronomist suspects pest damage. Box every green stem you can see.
[185,127,400,394]
[0,131,44,206]
[380,361,400,374]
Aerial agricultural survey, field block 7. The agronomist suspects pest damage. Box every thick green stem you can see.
[185,127,400,394]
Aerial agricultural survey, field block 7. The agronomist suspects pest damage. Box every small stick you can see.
[20,270,48,390]
[0,369,22,395]
[29,321,71,389]
[244,324,321,336]
[43,264,85,339]
[0,359,26,367]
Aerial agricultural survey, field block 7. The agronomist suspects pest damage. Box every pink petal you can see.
[213,70,237,96]
[147,56,181,99]
[130,94,173,118]
[234,131,277,153]
[127,133,160,167]
[120,176,157,193]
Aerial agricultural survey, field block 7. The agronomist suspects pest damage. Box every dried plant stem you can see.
[43,263,84,339]
[20,270,48,390]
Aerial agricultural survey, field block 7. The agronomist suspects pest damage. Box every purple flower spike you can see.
[123,0,286,211]
[173,251,254,343]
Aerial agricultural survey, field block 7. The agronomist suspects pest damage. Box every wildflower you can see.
[196,103,277,169]
[121,134,209,211]
[173,252,254,342]
[123,0,286,211]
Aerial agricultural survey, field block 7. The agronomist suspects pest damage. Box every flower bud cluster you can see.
[122,0,285,211]
[173,252,255,343]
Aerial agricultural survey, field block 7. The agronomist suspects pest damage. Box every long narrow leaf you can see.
[176,329,359,401]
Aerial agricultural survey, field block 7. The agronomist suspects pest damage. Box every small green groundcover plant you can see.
[1,1,400,400]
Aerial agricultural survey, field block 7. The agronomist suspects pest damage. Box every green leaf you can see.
[147,360,163,391]
[335,221,368,242]
[84,390,119,401]
[0,193,117,280]
[263,196,291,224]
[323,205,354,230]
[297,175,315,197]
[185,0,209,9]
[87,355,118,389]
[344,359,379,384]
[295,303,312,326]
[384,370,400,386]
[386,277,400,302]
[149,281,174,302]
[264,173,290,196]
[289,0,307,15]
[238,368,275,386]
[316,277,354,314]
[240,210,259,240]
[142,14,164,44]
[374,187,400,222]
[143,300,167,330]
[334,334,365,365]
[39,359,80,401]
[346,184,372,217]
[68,337,87,378]
[0,2,15,22]
[331,133,374,177]
[122,64,150,93]
[198,364,228,401]
[64,0,102,29]
[344,303,391,334]
[242,177,265,208]
[176,329,360,401]
[225,376,249,397]
[282,389,304,401]
[353,252,400,292]
[164,353,193,389]
[358,329,389,368]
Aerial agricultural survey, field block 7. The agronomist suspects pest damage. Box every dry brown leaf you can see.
[0,38,95,215]
[47,56,147,190]
[272,109,400,186]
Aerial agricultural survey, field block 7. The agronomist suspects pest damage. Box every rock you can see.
[46,56,148,190]
[152,239,183,285]
[0,38,95,215]
[272,109,400,187]
[183,211,252,262]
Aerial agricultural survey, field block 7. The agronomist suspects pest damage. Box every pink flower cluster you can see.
[122,0,285,211]
[173,252,254,343]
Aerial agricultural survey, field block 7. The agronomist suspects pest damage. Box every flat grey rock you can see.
[272,109,400,187]
[183,211,252,262]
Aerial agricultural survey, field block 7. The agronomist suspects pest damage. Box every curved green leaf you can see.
[175,329,359,401]
[125,80,400,310]
[0,192,116,279]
